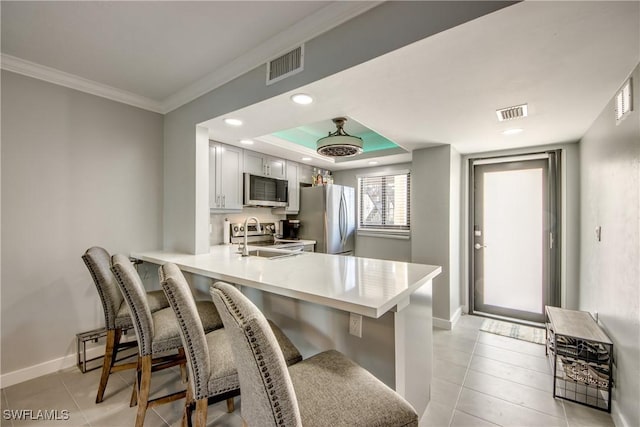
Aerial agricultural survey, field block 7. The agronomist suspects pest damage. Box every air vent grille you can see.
[496,104,528,121]
[267,45,304,85]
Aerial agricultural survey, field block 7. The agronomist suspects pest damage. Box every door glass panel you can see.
[483,168,543,314]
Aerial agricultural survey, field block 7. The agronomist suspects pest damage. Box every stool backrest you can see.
[210,282,302,427]
[159,263,211,400]
[111,254,154,356]
[82,247,124,330]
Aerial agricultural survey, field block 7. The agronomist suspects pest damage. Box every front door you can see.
[471,153,559,323]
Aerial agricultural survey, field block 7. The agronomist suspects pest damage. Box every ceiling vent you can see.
[266,45,304,85]
[496,104,528,121]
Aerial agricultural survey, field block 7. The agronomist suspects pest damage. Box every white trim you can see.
[1,2,382,114]
[0,345,105,388]
[611,400,630,427]
[432,307,462,330]
[1,54,163,113]
[161,1,383,113]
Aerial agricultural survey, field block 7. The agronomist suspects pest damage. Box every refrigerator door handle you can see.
[340,191,347,245]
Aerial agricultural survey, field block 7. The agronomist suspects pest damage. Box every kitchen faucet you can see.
[241,217,261,257]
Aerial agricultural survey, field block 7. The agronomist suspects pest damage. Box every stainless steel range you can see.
[229,222,305,251]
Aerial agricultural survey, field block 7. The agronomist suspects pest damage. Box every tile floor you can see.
[1,315,615,426]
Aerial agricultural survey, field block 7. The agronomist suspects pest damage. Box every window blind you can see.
[358,172,410,230]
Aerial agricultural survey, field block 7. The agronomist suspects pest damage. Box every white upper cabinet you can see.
[210,142,243,212]
[243,149,287,179]
[298,164,314,185]
[272,161,300,214]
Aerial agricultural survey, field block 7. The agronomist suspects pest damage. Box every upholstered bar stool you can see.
[159,263,302,427]
[82,246,171,403]
[211,282,418,427]
[111,254,224,427]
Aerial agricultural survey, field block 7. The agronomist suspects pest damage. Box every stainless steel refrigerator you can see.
[297,185,355,254]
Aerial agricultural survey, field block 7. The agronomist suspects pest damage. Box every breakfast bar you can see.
[132,245,441,415]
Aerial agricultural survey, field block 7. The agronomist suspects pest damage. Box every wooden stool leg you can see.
[130,356,141,407]
[134,355,152,427]
[95,328,121,403]
[193,399,208,427]
[178,347,188,383]
[182,378,194,427]
[226,397,234,413]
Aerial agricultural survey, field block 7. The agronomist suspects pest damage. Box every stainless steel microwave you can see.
[244,173,288,207]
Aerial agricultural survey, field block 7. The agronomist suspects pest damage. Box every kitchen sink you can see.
[247,249,302,260]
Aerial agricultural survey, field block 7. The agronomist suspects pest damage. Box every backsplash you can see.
[210,207,286,245]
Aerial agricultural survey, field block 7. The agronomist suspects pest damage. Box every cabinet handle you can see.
[222,195,226,207]
[216,195,220,207]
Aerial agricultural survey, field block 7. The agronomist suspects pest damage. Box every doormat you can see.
[480,319,545,345]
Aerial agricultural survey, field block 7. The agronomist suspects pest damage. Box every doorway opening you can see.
[469,152,560,324]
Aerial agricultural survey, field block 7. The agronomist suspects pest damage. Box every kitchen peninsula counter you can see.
[132,244,441,318]
[132,245,441,417]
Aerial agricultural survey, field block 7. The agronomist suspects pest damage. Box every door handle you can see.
[474,243,487,250]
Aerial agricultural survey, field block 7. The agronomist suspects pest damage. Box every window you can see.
[615,78,633,123]
[358,171,410,231]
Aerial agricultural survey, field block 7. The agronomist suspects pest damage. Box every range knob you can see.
[233,226,239,232]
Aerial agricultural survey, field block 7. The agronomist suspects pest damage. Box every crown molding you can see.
[160,1,383,113]
[1,2,382,115]
[1,54,164,113]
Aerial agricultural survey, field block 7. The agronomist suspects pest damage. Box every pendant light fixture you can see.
[317,117,363,157]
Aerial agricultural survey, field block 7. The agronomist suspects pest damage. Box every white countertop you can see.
[132,245,441,318]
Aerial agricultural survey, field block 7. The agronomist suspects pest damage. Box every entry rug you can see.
[480,319,545,345]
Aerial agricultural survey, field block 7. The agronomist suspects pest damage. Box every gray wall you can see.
[411,145,460,323]
[1,71,164,375]
[579,63,639,427]
[162,1,516,255]
[333,163,412,262]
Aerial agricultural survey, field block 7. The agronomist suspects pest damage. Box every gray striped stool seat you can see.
[211,281,418,427]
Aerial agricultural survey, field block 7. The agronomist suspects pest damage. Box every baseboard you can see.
[611,400,630,427]
[433,306,463,330]
[0,345,105,388]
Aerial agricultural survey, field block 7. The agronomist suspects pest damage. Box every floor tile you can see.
[477,332,546,357]
[433,333,477,355]
[563,401,615,427]
[430,378,462,408]
[474,343,551,374]
[463,370,565,418]
[420,401,455,427]
[433,359,468,386]
[456,388,565,427]
[469,355,553,393]
[434,345,473,368]
[450,410,500,427]
[3,373,88,426]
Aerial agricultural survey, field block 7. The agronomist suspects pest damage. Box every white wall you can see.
[1,71,164,381]
[332,163,412,262]
[579,63,639,427]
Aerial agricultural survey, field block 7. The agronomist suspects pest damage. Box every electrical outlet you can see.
[349,313,362,338]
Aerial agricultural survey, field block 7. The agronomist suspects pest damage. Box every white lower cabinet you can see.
[210,142,243,212]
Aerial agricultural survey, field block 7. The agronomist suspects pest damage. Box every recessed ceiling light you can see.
[502,128,523,135]
[291,93,313,105]
[368,161,379,165]
[301,157,312,161]
[240,139,254,145]
[223,118,243,126]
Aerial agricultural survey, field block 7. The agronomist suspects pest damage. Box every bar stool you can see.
[159,263,302,427]
[111,254,224,427]
[210,281,419,427]
[82,246,170,403]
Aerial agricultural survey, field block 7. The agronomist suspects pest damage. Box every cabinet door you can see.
[286,162,299,213]
[218,144,244,210]
[298,164,314,185]
[209,143,221,209]
[244,150,266,176]
[267,157,287,179]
